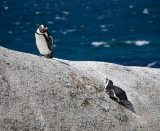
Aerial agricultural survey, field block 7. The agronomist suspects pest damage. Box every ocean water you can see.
[0,0,160,68]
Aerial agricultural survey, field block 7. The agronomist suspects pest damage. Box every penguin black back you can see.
[104,78,136,113]
[104,78,128,103]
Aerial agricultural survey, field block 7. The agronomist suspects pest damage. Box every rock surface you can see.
[0,46,160,131]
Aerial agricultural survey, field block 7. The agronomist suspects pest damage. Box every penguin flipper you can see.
[48,35,53,50]
[43,34,53,51]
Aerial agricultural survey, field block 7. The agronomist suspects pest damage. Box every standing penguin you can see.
[35,25,53,58]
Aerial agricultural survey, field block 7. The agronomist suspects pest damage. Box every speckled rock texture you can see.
[0,46,160,131]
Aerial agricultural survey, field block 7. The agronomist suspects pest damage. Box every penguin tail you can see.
[122,100,136,113]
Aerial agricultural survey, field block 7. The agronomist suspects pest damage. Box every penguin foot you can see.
[44,51,53,58]
[45,54,53,59]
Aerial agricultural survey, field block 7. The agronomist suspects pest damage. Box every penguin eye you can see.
[39,28,45,33]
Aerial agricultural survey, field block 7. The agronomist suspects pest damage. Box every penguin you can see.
[35,25,53,58]
[104,78,136,113]
[104,78,128,104]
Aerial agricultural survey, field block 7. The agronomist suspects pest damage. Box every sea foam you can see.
[62,11,70,15]
[135,41,149,46]
[125,40,150,46]
[47,21,54,24]
[91,42,110,47]
[147,61,160,67]
[143,8,149,14]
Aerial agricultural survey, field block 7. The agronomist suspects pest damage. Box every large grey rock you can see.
[0,46,159,131]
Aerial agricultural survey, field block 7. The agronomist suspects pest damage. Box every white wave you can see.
[62,11,69,15]
[55,16,61,20]
[147,61,160,67]
[101,29,109,32]
[147,62,157,67]
[112,38,116,42]
[46,3,50,6]
[86,6,90,10]
[22,30,27,33]
[4,6,9,10]
[129,5,133,8]
[91,42,105,46]
[135,41,149,46]
[35,11,41,15]
[8,31,12,34]
[100,25,106,28]
[52,30,56,33]
[98,16,104,20]
[125,41,133,44]
[15,22,20,25]
[91,41,110,47]
[55,16,66,20]
[47,21,53,24]
[34,4,38,7]
[60,31,67,35]
[125,40,150,46]
[54,39,60,42]
[80,25,84,28]
[66,29,76,32]
[3,1,7,4]
[143,8,149,14]
[104,45,110,48]
[26,22,31,25]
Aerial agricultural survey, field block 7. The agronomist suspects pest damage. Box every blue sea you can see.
[0,0,160,68]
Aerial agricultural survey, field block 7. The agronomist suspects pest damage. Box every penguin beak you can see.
[39,27,45,33]
[39,25,48,33]
[42,27,48,32]
[44,27,48,31]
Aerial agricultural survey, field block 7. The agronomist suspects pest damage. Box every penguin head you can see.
[38,25,48,34]
[105,78,113,88]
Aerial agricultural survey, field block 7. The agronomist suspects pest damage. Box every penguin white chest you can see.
[35,34,50,55]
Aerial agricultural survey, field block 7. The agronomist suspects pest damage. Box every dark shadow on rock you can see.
[104,78,136,113]
[55,60,70,66]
